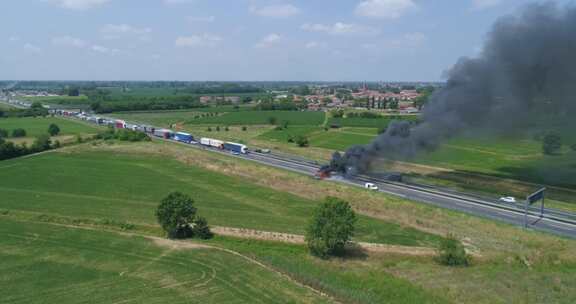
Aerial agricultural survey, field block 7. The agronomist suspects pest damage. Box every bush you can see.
[306,197,357,258]
[224,126,229,131]
[155,192,197,239]
[0,128,8,138]
[242,126,247,131]
[216,126,220,131]
[48,123,60,136]
[295,135,309,147]
[12,128,27,138]
[207,127,212,132]
[29,134,52,152]
[192,217,213,239]
[436,234,471,267]
[267,116,277,125]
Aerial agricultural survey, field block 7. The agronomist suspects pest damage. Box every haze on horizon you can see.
[2,0,572,82]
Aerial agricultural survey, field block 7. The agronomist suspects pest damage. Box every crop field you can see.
[0,218,328,304]
[415,132,576,188]
[328,115,419,128]
[187,111,325,126]
[22,95,89,105]
[0,148,442,246]
[0,117,100,137]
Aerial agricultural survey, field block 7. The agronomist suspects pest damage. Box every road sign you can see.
[527,188,546,205]
[524,188,546,228]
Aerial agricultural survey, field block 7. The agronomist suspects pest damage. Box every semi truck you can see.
[174,132,194,143]
[200,138,224,149]
[223,142,248,154]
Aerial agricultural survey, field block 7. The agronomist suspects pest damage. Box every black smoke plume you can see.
[338,2,576,174]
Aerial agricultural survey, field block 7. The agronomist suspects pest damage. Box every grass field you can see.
[0,117,100,137]
[0,218,328,303]
[328,115,419,128]
[0,148,442,247]
[2,140,576,303]
[187,111,325,126]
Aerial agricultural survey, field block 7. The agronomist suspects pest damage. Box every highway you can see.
[166,138,576,239]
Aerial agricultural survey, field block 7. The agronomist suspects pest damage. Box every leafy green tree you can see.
[207,127,212,132]
[543,132,562,155]
[436,234,471,267]
[156,192,197,239]
[48,123,60,136]
[192,217,213,239]
[306,197,357,258]
[12,128,26,138]
[267,116,277,125]
[241,126,247,131]
[216,126,221,132]
[0,128,8,138]
[224,126,229,131]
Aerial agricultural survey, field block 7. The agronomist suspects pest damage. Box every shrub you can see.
[216,126,220,132]
[12,128,26,138]
[295,135,309,147]
[207,127,212,132]
[224,126,229,131]
[267,116,277,125]
[0,128,8,138]
[242,126,247,131]
[436,234,471,267]
[306,197,357,258]
[192,217,213,239]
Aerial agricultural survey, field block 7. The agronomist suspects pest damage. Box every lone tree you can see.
[543,132,562,155]
[436,233,471,267]
[156,192,197,239]
[306,197,357,258]
[48,123,60,136]
[267,116,277,125]
[295,135,309,147]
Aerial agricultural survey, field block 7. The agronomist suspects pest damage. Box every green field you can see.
[0,117,100,137]
[187,111,325,126]
[328,115,419,128]
[22,95,89,105]
[0,218,327,303]
[0,148,441,247]
[260,126,377,151]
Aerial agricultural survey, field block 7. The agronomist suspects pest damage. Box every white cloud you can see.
[355,0,416,19]
[91,45,119,55]
[471,0,501,10]
[23,43,43,54]
[255,33,281,48]
[100,24,152,40]
[301,22,378,35]
[175,34,222,47]
[46,0,112,10]
[187,16,216,23]
[51,36,88,48]
[9,36,21,42]
[250,4,300,18]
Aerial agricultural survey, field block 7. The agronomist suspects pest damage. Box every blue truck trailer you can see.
[223,142,248,154]
[174,132,194,143]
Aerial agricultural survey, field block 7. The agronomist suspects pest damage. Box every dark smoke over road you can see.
[338,2,576,174]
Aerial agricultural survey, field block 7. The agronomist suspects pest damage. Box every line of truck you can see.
[52,110,249,155]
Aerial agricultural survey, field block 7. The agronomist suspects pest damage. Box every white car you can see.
[499,196,516,203]
[365,183,379,191]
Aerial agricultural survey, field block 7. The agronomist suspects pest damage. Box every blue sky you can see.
[1,0,571,81]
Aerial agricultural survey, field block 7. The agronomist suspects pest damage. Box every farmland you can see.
[0,147,442,246]
[2,140,575,303]
[0,218,328,304]
[0,117,100,138]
